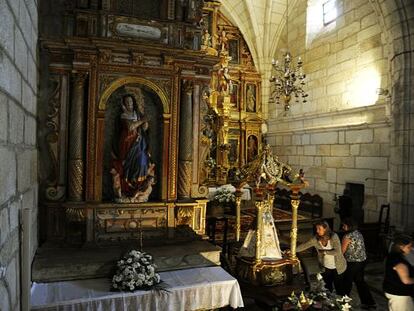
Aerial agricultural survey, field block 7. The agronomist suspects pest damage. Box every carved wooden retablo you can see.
[38,0,265,244]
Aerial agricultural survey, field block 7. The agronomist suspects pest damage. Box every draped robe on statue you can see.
[114,110,150,195]
[238,205,282,259]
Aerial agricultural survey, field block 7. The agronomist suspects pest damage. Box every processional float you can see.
[228,144,307,286]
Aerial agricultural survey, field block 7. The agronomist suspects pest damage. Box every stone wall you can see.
[267,0,391,223]
[0,0,38,310]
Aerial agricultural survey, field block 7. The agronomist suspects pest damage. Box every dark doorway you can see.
[345,182,365,224]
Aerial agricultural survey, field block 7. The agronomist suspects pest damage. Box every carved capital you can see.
[72,73,88,88]
[183,81,194,95]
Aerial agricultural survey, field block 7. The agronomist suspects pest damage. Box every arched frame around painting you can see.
[95,76,175,201]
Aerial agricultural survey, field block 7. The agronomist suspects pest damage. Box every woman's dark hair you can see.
[391,234,412,254]
[314,220,333,241]
[122,94,137,111]
[341,217,357,232]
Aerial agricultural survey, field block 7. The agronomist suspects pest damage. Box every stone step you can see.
[32,240,221,283]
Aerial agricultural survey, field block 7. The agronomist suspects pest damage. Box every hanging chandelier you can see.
[269,0,308,111]
[270,54,308,111]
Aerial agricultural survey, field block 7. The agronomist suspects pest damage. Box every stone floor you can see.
[239,258,388,310]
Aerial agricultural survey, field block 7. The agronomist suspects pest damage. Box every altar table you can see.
[31,266,244,311]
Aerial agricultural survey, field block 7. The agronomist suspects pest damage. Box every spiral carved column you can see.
[68,73,87,201]
[178,81,193,198]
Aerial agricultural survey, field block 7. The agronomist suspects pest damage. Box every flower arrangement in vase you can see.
[111,250,161,292]
[212,187,236,215]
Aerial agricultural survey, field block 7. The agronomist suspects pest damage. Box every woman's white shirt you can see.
[320,240,336,269]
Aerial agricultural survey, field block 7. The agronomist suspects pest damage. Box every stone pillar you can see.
[178,81,193,199]
[390,49,414,231]
[68,73,87,201]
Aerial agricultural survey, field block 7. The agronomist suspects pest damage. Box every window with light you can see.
[323,0,337,26]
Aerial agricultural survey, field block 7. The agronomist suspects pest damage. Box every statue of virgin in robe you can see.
[111,89,152,200]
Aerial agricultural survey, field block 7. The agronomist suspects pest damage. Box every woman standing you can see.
[383,235,414,311]
[341,218,376,309]
[297,220,346,294]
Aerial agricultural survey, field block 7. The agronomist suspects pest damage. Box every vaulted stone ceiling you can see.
[219,0,300,115]
[220,0,288,72]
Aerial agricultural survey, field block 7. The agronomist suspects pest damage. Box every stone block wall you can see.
[0,0,38,310]
[267,0,391,223]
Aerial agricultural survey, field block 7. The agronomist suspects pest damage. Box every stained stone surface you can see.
[32,240,221,282]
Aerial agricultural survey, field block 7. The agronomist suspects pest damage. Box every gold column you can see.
[255,200,265,262]
[289,185,302,260]
[235,189,242,242]
[267,185,276,214]
[68,73,87,201]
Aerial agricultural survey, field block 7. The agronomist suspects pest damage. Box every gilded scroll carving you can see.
[150,78,172,102]
[176,206,193,226]
[45,75,67,201]
[99,75,118,96]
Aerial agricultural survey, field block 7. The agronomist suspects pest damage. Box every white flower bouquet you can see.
[111,250,161,292]
[213,188,236,204]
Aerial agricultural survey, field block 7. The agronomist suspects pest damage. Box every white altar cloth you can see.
[31,266,244,311]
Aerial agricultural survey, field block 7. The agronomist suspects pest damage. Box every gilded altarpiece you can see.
[199,6,264,185]
[39,0,214,244]
[39,0,265,244]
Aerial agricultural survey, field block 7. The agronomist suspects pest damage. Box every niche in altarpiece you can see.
[102,84,164,202]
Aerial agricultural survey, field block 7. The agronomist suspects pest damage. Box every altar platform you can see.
[32,240,221,283]
[31,266,244,311]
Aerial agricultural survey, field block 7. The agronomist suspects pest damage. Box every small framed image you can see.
[228,137,240,166]
[229,81,239,108]
[229,39,239,64]
[246,135,258,163]
[245,83,256,112]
